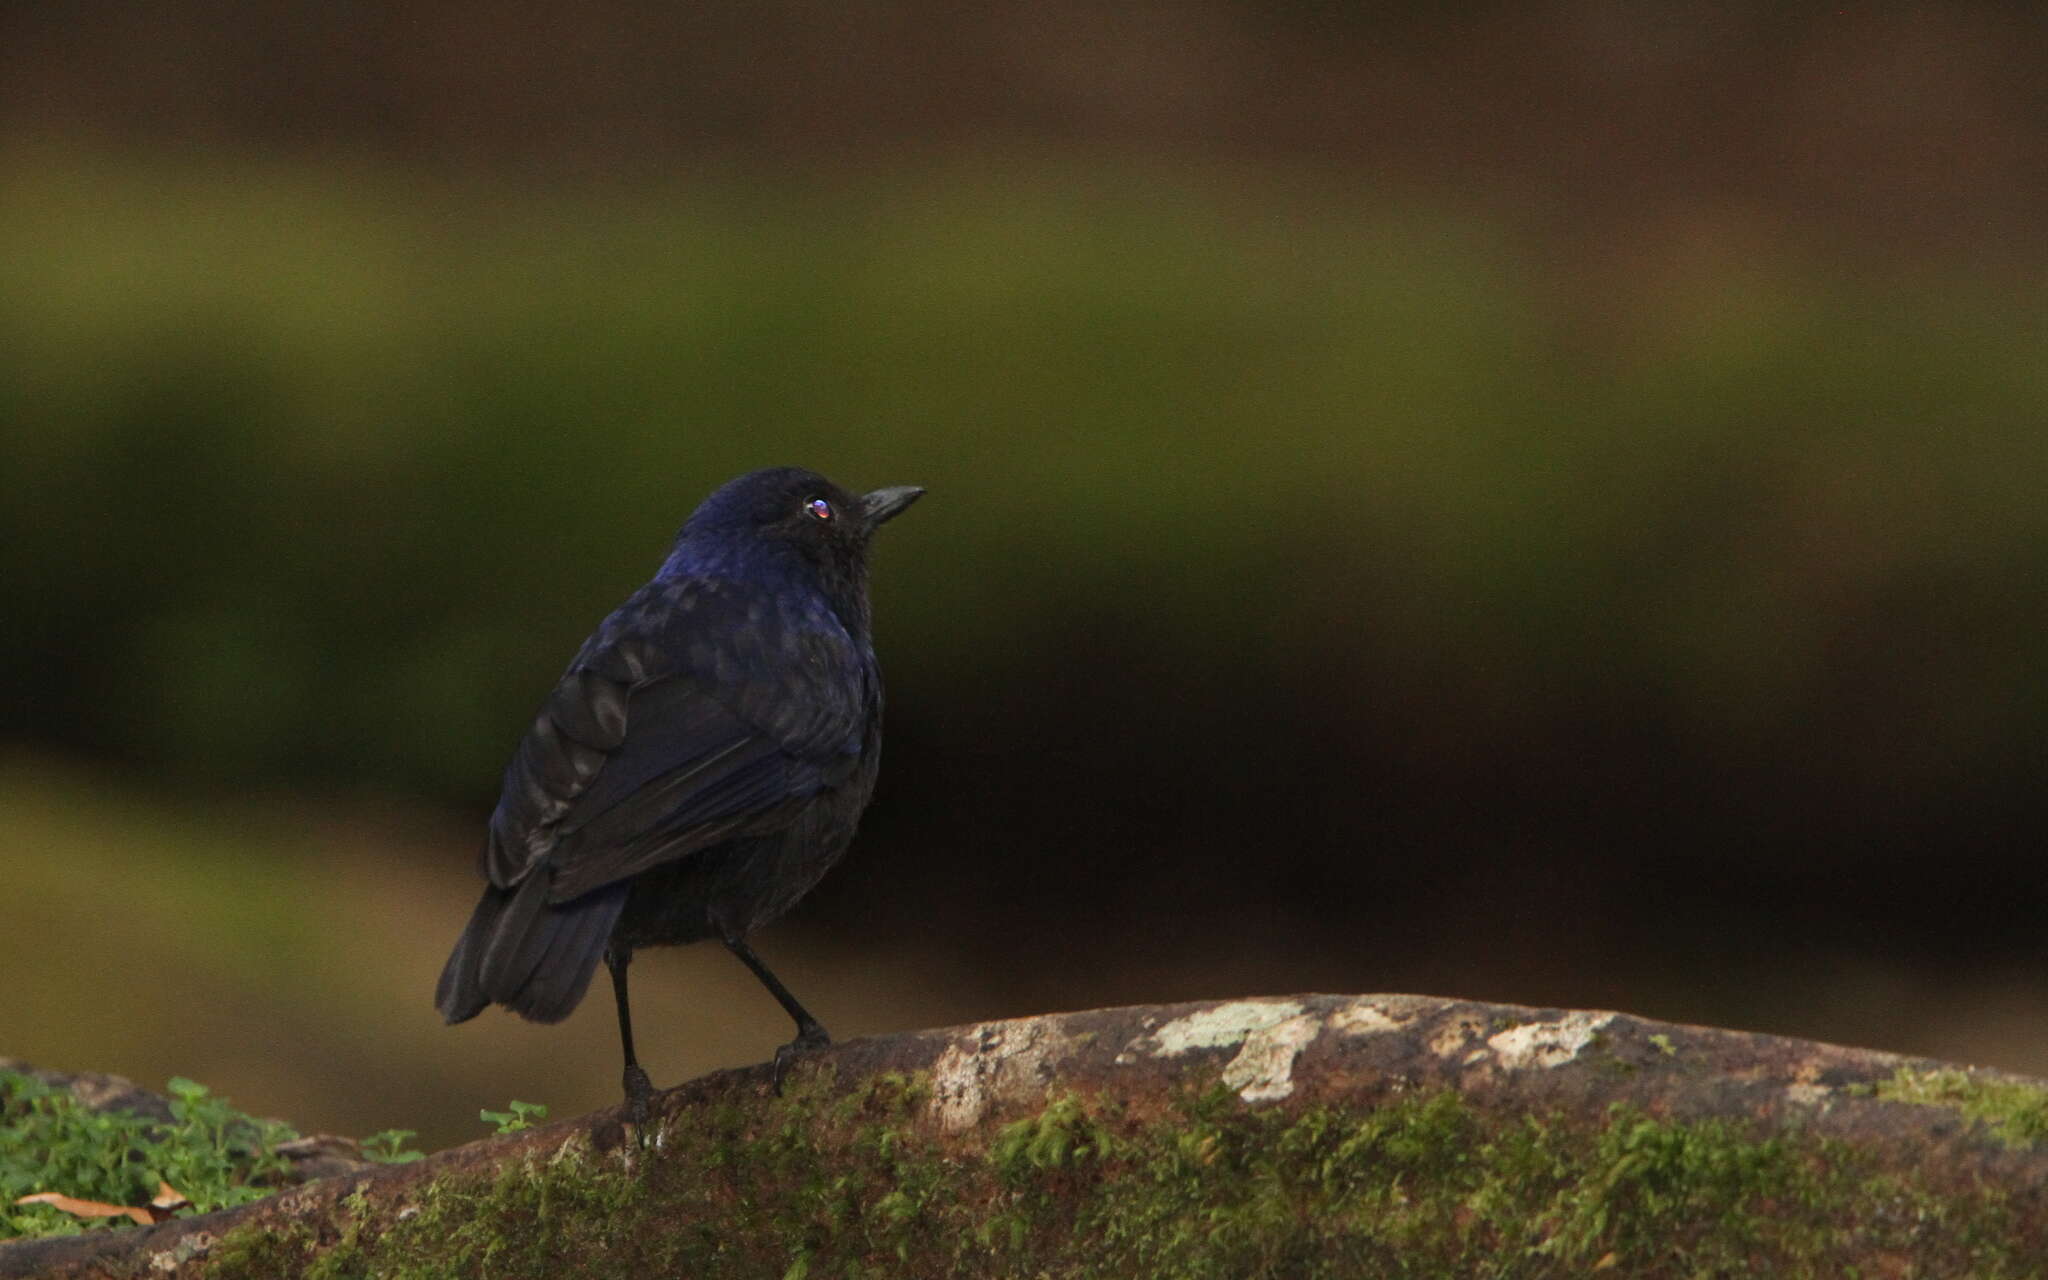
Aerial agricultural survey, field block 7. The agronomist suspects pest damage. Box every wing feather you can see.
[481,579,868,898]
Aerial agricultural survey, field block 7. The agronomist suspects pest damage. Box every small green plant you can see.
[480,1100,549,1134]
[359,1129,426,1164]
[0,1071,297,1241]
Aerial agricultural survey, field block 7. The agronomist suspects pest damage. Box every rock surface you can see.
[5,994,2046,1276]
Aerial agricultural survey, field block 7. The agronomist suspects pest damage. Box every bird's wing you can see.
[480,582,868,901]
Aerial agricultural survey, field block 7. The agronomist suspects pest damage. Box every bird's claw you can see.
[770,1025,832,1094]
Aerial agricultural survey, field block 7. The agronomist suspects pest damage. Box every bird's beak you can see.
[861,485,925,527]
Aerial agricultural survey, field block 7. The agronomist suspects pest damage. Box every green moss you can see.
[991,1094,1119,1178]
[205,1143,648,1280]
[191,1073,2045,1279]
[200,1219,315,1276]
[1873,1067,2048,1149]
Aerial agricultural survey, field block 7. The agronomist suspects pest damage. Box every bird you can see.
[435,466,924,1119]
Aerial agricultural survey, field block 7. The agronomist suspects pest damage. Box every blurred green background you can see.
[5,3,2048,1151]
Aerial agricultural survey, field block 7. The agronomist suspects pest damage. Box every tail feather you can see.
[435,874,629,1026]
[510,887,628,1022]
[477,872,555,1005]
[434,889,501,1024]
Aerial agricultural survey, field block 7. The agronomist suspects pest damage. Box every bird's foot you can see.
[622,1063,656,1130]
[770,1024,832,1094]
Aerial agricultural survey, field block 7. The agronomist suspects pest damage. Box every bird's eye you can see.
[804,497,834,522]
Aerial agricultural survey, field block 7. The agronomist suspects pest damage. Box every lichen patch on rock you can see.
[146,1230,213,1273]
[1427,1013,1488,1060]
[1330,999,1408,1036]
[1219,1011,1324,1103]
[928,1017,1083,1132]
[1118,998,1307,1064]
[1485,1011,1616,1070]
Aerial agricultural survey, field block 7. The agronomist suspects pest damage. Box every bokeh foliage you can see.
[7,154,2045,815]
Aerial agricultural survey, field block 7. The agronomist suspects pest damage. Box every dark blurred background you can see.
[5,2,2047,1151]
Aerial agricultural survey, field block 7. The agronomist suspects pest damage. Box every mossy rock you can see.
[6,995,2046,1277]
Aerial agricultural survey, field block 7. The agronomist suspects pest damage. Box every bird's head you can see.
[671,467,924,609]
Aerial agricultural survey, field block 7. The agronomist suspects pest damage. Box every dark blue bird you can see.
[435,467,923,1116]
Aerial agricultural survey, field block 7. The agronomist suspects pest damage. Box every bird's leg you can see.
[723,934,830,1089]
[607,945,655,1126]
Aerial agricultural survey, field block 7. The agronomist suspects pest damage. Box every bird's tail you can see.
[435,873,629,1025]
